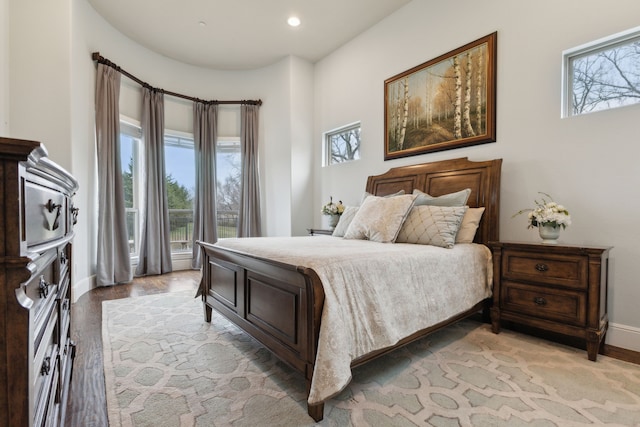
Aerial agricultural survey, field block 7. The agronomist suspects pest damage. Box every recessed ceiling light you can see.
[287,16,301,27]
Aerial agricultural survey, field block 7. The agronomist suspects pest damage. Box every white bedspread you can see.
[213,236,492,405]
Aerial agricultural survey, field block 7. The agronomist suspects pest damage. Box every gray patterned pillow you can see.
[396,205,468,248]
[413,188,471,206]
[343,194,417,243]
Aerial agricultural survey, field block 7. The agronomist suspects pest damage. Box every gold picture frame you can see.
[384,32,497,160]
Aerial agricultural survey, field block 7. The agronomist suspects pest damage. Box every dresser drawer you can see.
[25,269,59,348]
[24,180,68,248]
[502,250,588,290]
[501,280,586,326]
[33,310,59,426]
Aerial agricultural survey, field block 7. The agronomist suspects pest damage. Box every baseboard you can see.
[603,344,640,365]
[606,322,640,353]
[72,274,97,303]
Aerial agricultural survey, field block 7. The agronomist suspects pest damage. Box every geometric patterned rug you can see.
[102,291,640,426]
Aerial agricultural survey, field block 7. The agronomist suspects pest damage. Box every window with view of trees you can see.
[564,27,640,117]
[324,122,361,166]
[215,138,241,238]
[163,133,195,254]
[120,121,241,258]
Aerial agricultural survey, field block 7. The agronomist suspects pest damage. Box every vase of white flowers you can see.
[513,192,571,244]
[321,196,345,229]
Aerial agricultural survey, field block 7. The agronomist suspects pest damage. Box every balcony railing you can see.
[169,209,194,252]
[126,208,238,254]
[216,210,239,239]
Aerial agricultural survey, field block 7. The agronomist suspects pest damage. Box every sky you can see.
[120,135,237,196]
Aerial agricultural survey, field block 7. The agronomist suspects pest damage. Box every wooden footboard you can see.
[197,240,326,420]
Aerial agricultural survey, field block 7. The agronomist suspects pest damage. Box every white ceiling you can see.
[87,0,412,70]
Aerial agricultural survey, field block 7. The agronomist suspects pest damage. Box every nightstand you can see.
[307,228,334,236]
[489,241,611,361]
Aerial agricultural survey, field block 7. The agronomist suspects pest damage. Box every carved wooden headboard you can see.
[365,157,502,245]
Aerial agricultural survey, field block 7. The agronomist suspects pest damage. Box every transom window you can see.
[563,26,640,117]
[324,122,361,166]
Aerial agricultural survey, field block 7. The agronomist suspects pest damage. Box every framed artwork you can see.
[384,32,497,160]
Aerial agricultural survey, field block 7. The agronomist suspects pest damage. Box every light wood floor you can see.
[65,270,200,427]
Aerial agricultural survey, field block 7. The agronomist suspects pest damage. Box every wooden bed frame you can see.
[197,156,502,421]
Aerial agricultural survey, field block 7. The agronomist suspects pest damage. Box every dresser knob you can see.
[535,263,549,272]
[38,276,51,298]
[41,357,51,376]
[533,297,547,306]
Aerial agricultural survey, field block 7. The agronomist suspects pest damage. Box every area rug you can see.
[103,291,640,426]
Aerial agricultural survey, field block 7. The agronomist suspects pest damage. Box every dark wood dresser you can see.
[0,137,79,426]
[489,241,611,361]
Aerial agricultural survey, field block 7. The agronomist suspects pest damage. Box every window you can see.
[324,122,361,166]
[215,138,241,238]
[563,26,640,117]
[120,122,142,256]
[119,119,241,258]
[164,132,195,254]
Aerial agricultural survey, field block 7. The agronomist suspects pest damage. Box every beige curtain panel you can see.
[95,63,133,286]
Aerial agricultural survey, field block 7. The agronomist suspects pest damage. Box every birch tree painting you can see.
[385,33,497,160]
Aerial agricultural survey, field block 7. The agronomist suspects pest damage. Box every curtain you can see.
[95,64,132,286]
[191,102,218,269]
[238,104,262,237]
[135,88,173,276]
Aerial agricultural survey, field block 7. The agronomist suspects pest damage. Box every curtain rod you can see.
[91,52,262,106]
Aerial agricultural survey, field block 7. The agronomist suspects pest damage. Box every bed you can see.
[197,156,502,421]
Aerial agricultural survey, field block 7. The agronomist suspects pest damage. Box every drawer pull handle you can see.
[534,297,547,306]
[44,199,62,231]
[38,276,51,298]
[535,263,549,272]
[71,205,80,225]
[60,251,68,264]
[41,357,51,376]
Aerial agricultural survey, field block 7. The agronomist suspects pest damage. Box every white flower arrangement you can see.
[321,196,345,216]
[513,192,572,229]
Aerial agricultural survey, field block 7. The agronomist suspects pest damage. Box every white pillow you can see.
[343,194,417,243]
[413,188,471,207]
[396,205,468,248]
[456,207,485,243]
[332,206,359,237]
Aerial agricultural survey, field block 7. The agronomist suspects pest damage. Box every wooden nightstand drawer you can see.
[503,250,587,290]
[502,281,586,326]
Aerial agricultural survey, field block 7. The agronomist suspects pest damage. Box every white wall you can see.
[9,0,72,167]
[290,56,315,236]
[314,0,640,350]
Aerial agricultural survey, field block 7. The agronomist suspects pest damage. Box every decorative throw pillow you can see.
[360,189,405,204]
[413,188,471,206]
[343,194,417,243]
[332,206,359,237]
[396,205,468,248]
[455,207,485,243]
